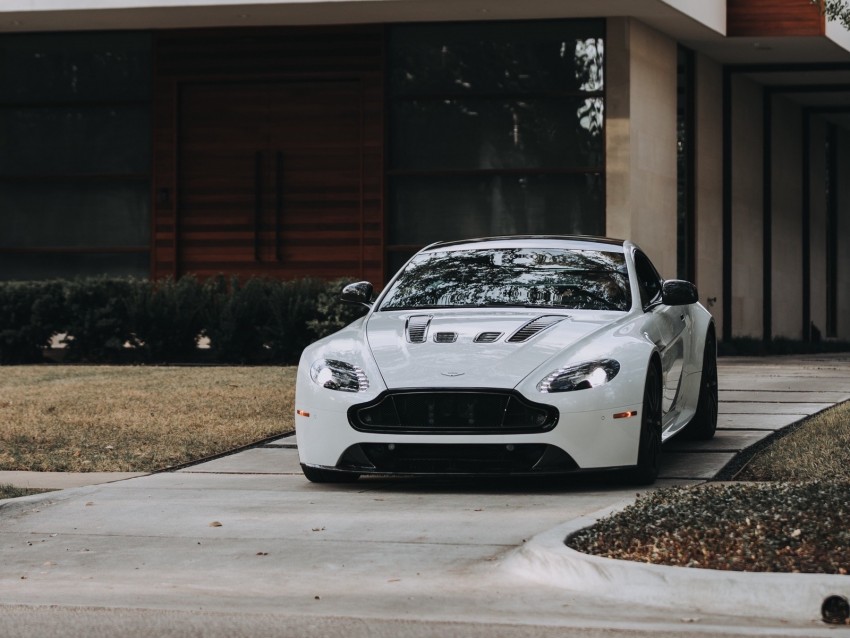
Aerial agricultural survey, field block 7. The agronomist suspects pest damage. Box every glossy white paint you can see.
[295,237,714,477]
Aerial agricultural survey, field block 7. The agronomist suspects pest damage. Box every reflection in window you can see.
[380,248,630,312]
[387,20,606,279]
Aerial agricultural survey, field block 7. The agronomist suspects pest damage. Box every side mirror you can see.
[340,281,373,307]
[661,280,698,306]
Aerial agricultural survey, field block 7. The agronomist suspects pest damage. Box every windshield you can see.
[379,247,631,311]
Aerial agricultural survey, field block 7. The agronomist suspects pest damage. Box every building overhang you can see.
[1,0,725,39]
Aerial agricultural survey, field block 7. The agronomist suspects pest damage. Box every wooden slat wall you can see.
[728,0,825,37]
[151,26,384,283]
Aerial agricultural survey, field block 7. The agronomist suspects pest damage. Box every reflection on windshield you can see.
[379,248,631,311]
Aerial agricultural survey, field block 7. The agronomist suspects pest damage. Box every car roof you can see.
[422,235,628,253]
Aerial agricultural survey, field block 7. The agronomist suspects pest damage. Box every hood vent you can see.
[507,315,565,343]
[406,315,433,343]
[433,332,457,343]
[474,331,502,343]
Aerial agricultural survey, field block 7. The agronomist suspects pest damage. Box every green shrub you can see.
[307,278,369,340]
[128,275,209,363]
[61,277,141,362]
[203,276,272,363]
[262,278,325,364]
[0,281,66,364]
[0,274,370,365]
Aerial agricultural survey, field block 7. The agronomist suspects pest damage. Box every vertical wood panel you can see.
[152,26,384,282]
[727,0,825,37]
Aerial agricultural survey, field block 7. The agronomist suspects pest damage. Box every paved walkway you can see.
[3,353,847,490]
[0,354,847,637]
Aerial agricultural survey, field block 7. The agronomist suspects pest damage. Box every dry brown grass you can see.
[0,366,296,472]
[0,484,51,500]
[738,400,850,481]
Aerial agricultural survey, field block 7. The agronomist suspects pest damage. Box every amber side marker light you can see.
[613,411,638,419]
[296,409,310,417]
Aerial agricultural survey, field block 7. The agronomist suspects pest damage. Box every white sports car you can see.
[295,236,717,484]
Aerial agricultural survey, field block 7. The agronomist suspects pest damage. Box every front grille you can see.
[337,443,578,474]
[348,390,558,435]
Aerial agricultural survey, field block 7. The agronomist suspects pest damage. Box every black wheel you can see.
[300,464,360,484]
[683,332,718,440]
[627,363,662,485]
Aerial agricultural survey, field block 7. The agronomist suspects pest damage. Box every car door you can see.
[633,251,688,416]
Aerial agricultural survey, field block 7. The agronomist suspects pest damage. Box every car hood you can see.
[366,310,619,389]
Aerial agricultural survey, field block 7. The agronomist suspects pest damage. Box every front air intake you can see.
[507,315,565,343]
[406,315,432,343]
[474,331,502,343]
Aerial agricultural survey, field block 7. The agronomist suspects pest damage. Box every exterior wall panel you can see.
[694,53,723,336]
[809,117,828,337]
[606,19,677,278]
[771,95,803,339]
[727,0,824,37]
[838,128,850,339]
[731,74,763,338]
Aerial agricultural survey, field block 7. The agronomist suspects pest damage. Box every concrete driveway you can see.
[0,354,848,637]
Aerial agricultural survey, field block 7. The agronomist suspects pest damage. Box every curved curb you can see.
[501,504,850,624]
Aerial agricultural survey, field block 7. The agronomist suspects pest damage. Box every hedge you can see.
[0,275,367,364]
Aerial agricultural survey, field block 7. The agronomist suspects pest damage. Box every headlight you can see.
[537,359,620,393]
[310,359,370,392]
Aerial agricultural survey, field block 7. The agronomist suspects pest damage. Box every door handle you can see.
[254,151,263,263]
[275,151,283,262]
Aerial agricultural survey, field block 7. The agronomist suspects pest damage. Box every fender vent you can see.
[406,315,432,343]
[474,331,502,343]
[433,332,457,343]
[507,316,564,343]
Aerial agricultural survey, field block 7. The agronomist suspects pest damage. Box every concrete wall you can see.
[770,95,803,339]
[808,117,827,338]
[605,18,678,278]
[730,74,763,338]
[694,53,723,336]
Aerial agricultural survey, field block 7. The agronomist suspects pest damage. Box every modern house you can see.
[1,0,849,343]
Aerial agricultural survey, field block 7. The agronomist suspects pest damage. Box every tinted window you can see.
[380,248,630,311]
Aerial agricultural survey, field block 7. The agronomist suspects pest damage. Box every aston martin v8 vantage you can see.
[295,236,717,484]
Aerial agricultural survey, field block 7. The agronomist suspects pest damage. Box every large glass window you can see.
[387,21,605,276]
[0,32,152,280]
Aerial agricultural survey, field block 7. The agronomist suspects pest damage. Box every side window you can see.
[634,251,662,308]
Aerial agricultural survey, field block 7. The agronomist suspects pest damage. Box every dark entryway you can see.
[178,80,363,277]
[151,27,385,282]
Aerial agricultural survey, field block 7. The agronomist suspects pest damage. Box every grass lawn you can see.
[0,365,296,473]
[736,400,850,481]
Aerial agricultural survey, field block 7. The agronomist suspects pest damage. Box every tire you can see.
[300,464,360,484]
[627,363,662,485]
[683,332,718,441]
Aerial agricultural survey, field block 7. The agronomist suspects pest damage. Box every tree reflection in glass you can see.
[380,248,631,312]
